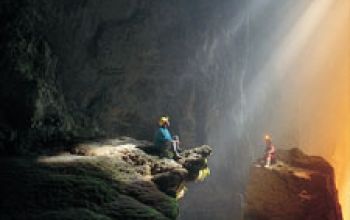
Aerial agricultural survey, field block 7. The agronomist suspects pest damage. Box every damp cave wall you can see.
[0,0,248,155]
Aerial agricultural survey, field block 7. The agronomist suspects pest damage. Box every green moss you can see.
[33,208,112,220]
[196,167,211,182]
[102,195,169,220]
[0,157,178,220]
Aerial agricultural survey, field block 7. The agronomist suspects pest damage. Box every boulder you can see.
[244,148,342,220]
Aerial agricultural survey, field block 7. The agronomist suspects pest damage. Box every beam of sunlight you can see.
[240,0,333,125]
[229,0,349,216]
[280,1,350,218]
[250,0,349,217]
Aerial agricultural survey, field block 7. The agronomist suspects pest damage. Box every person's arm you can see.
[162,128,173,142]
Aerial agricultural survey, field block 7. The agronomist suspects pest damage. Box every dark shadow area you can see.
[0,156,177,220]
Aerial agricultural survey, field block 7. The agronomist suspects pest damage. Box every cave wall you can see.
[0,0,242,154]
[0,0,78,153]
[0,1,251,219]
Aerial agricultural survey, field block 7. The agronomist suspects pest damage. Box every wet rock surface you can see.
[0,137,212,220]
[244,148,342,220]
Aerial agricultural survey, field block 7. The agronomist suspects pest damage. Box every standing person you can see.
[264,135,275,168]
[154,116,182,159]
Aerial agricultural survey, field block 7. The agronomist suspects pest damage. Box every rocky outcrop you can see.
[244,148,342,220]
[0,137,212,220]
[72,136,212,197]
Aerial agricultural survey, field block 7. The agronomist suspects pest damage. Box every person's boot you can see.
[174,153,182,160]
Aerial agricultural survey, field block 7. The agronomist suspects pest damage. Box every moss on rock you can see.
[0,157,173,220]
[0,138,211,220]
[33,208,112,220]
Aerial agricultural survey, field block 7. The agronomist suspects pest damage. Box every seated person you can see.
[154,116,181,159]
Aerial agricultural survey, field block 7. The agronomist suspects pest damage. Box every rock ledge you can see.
[0,137,212,220]
[244,148,342,220]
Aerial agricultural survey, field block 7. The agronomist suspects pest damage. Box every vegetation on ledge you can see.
[0,137,212,220]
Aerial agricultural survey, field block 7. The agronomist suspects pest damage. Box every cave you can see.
[0,1,349,220]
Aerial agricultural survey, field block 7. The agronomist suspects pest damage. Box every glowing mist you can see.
[276,1,350,218]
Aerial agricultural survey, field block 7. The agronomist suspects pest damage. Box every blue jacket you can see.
[154,127,173,148]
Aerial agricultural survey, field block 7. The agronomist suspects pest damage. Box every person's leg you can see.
[171,141,181,158]
[161,142,173,158]
[271,154,276,165]
[173,135,181,152]
[264,154,271,167]
[171,141,181,160]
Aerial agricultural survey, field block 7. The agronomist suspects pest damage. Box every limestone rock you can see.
[71,137,212,197]
[0,137,212,220]
[178,145,212,180]
[244,148,342,220]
